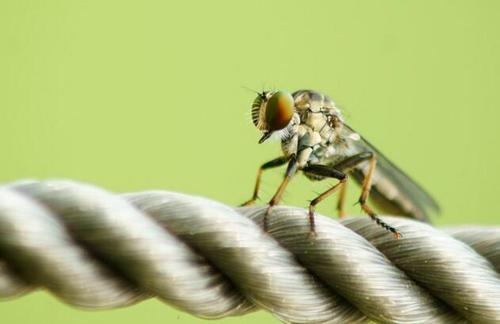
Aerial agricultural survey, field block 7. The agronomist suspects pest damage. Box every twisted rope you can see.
[0,180,498,323]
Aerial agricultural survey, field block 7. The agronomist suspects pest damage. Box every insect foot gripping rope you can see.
[0,179,499,323]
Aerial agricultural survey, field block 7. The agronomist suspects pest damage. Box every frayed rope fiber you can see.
[0,179,499,323]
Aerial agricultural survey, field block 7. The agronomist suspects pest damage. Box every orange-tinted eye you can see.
[265,91,294,131]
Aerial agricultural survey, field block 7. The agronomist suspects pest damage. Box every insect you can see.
[241,89,440,238]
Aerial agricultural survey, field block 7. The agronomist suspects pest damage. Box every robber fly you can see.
[241,89,440,238]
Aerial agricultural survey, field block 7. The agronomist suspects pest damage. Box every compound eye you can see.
[265,91,294,131]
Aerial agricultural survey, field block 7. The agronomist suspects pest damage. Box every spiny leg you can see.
[263,155,297,231]
[358,156,401,239]
[240,156,289,206]
[302,164,346,235]
[333,152,401,238]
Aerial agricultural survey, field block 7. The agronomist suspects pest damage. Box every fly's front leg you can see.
[301,165,346,236]
[334,152,401,239]
[358,156,401,239]
[263,155,297,231]
[240,156,289,206]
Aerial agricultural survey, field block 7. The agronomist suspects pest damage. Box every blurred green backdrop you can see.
[1,1,499,323]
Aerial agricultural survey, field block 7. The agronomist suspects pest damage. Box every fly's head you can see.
[250,90,297,144]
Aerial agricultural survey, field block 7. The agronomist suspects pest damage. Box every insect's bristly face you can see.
[250,91,294,143]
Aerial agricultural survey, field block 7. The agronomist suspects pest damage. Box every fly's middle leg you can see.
[240,156,289,206]
[301,165,346,237]
[336,179,348,218]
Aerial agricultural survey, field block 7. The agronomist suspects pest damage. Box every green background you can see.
[1,1,499,323]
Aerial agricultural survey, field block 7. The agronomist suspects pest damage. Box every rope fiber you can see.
[0,179,499,323]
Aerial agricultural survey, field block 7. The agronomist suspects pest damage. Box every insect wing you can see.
[342,124,440,222]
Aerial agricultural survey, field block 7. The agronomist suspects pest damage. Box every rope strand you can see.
[0,179,498,323]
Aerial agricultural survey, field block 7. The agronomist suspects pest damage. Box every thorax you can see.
[280,90,348,168]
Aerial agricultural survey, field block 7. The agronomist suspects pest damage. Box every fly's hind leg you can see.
[334,152,401,239]
[358,156,401,239]
[301,165,346,236]
[240,156,289,206]
[332,152,374,218]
